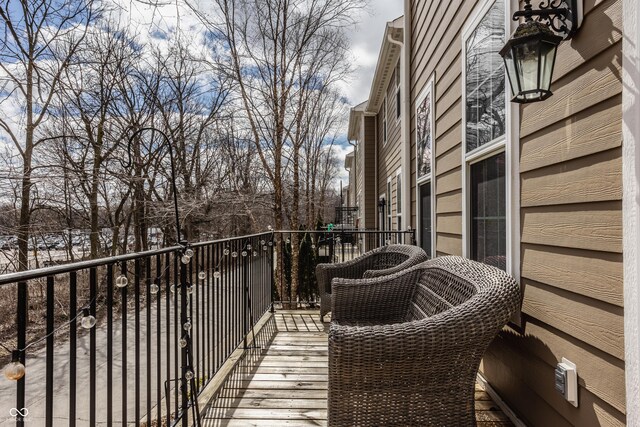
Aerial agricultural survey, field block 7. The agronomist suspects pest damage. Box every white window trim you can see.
[623,0,640,422]
[395,168,403,230]
[461,0,520,279]
[415,73,436,256]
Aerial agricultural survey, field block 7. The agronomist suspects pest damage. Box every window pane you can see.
[420,183,432,258]
[465,1,505,153]
[471,152,505,270]
[417,90,432,179]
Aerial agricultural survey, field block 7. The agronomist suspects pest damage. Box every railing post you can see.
[16,281,27,427]
[179,247,189,427]
[243,248,249,348]
[270,233,275,313]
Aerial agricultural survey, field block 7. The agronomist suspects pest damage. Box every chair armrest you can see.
[331,268,421,323]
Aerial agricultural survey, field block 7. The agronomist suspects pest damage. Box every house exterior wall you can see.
[363,115,377,230]
[377,62,404,230]
[407,0,624,426]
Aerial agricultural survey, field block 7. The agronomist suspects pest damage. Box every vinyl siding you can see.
[409,1,624,426]
[377,62,404,230]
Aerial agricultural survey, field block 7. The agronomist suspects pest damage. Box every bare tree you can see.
[0,0,96,270]
[51,22,139,258]
[205,0,363,304]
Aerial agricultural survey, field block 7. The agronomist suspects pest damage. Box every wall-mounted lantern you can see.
[500,0,583,103]
[377,198,386,215]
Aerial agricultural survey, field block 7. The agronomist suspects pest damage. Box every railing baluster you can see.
[121,260,128,426]
[69,272,77,427]
[16,279,26,427]
[106,265,113,426]
[194,247,199,391]
[146,258,152,423]
[45,276,54,427]
[134,258,141,426]
[165,251,172,422]
[173,254,179,419]
[90,267,97,425]
[156,254,162,427]
[206,244,211,381]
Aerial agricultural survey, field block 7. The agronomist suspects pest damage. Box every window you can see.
[382,98,387,144]
[396,170,402,230]
[470,152,505,269]
[416,75,435,257]
[463,0,508,271]
[420,183,433,258]
[465,0,506,153]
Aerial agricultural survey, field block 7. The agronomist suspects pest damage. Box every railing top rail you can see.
[0,229,415,285]
[280,229,415,234]
[0,231,274,286]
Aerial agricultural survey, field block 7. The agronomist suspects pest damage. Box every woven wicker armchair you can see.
[328,256,521,427]
[316,244,429,322]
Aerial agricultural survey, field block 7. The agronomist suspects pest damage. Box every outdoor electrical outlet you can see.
[555,358,578,407]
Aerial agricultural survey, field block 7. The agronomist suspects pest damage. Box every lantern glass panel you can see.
[503,47,519,96]
[514,38,540,95]
[539,40,558,91]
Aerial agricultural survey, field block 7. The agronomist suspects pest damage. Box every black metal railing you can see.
[0,232,274,426]
[0,229,415,426]
[274,229,416,307]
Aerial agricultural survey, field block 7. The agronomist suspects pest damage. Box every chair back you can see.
[405,256,518,324]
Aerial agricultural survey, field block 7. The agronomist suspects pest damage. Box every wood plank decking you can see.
[201,311,515,426]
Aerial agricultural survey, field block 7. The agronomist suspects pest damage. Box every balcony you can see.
[202,310,514,426]
[1,230,420,426]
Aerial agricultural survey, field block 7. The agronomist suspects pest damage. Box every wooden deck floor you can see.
[201,311,514,426]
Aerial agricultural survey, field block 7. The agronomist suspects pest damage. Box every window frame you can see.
[415,73,436,257]
[396,168,402,231]
[461,0,519,278]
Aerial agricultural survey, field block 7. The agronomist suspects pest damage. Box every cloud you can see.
[329,1,402,191]
[340,1,404,106]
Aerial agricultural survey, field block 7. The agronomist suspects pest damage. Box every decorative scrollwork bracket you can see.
[512,0,582,39]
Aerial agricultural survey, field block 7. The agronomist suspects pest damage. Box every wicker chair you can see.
[328,256,521,427]
[316,244,429,322]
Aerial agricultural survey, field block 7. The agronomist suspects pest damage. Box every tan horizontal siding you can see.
[409,0,624,424]
[521,201,622,253]
[521,243,623,307]
[483,336,625,427]
[522,279,624,360]
[436,190,462,214]
[520,95,621,173]
[520,147,622,207]
[518,318,626,413]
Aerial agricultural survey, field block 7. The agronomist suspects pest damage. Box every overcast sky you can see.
[341,1,404,106]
